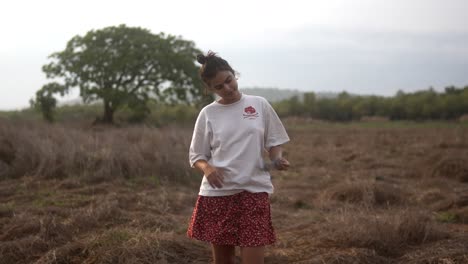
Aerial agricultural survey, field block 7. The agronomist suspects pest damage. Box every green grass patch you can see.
[0,201,15,217]
[435,211,459,223]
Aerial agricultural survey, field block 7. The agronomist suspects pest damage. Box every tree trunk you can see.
[102,100,114,124]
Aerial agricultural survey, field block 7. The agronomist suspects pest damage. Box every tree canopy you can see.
[32,24,206,123]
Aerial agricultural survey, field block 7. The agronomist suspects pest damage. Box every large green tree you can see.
[33,24,206,123]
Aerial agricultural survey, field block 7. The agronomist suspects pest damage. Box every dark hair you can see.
[196,51,235,85]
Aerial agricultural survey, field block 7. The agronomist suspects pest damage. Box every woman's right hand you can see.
[204,165,224,188]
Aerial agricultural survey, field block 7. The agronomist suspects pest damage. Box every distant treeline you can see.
[1,102,200,127]
[241,87,343,102]
[3,86,467,125]
[272,86,468,121]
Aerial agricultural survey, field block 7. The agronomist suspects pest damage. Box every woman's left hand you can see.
[273,157,290,170]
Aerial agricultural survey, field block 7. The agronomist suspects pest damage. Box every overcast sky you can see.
[1,0,468,110]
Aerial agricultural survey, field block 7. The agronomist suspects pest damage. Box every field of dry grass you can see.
[1,118,468,263]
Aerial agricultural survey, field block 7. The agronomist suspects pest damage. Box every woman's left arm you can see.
[269,145,290,170]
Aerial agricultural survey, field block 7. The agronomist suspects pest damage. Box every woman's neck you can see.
[218,92,242,105]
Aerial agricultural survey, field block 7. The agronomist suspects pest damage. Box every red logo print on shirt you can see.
[245,106,256,114]
[243,106,259,119]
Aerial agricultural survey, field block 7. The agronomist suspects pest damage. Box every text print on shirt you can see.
[243,106,259,119]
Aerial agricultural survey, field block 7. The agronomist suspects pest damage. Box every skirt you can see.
[187,191,276,247]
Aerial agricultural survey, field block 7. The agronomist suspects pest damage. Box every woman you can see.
[187,51,290,264]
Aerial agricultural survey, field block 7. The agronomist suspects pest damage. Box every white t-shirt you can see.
[189,93,290,196]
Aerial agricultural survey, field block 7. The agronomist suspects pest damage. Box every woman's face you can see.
[208,70,240,104]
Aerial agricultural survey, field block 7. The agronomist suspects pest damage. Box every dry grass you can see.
[318,208,448,257]
[459,114,468,122]
[431,157,468,182]
[321,181,404,207]
[360,116,390,122]
[398,236,468,264]
[0,119,195,183]
[1,120,468,263]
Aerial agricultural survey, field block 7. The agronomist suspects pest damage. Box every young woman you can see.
[187,51,290,264]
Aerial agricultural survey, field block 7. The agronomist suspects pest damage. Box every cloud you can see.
[221,27,468,95]
[1,0,468,109]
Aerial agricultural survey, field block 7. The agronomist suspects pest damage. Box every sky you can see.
[1,0,468,110]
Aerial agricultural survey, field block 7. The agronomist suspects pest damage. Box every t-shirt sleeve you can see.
[189,109,212,167]
[262,98,290,149]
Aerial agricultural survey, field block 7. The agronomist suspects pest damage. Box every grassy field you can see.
[0,118,467,263]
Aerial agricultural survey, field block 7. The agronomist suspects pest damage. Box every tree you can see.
[30,82,66,122]
[303,92,316,117]
[33,24,205,123]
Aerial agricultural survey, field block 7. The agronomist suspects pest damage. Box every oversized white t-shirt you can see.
[189,93,290,196]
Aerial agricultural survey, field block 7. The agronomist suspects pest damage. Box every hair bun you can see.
[196,54,207,65]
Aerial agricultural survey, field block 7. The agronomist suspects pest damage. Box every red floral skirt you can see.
[187,191,276,247]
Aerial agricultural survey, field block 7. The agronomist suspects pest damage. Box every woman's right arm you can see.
[190,110,223,188]
[193,160,224,188]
